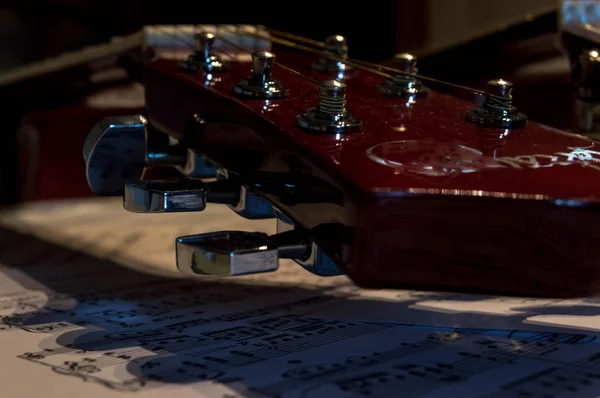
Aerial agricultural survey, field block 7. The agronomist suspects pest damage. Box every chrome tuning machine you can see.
[297,79,361,134]
[378,53,429,97]
[232,51,289,99]
[84,115,342,279]
[123,179,239,213]
[312,34,354,75]
[176,229,311,276]
[83,114,216,197]
[176,208,343,277]
[465,79,527,129]
[83,115,274,219]
[179,31,225,73]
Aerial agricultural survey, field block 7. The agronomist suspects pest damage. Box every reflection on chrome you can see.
[204,73,221,86]
[261,100,279,113]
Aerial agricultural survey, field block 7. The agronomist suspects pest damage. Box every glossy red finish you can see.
[144,49,600,297]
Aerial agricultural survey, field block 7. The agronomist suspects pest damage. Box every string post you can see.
[573,49,600,134]
[466,78,527,129]
[312,34,355,74]
[297,79,361,134]
[232,51,289,99]
[318,79,346,114]
[325,35,349,58]
[378,53,429,97]
[179,31,225,73]
[252,50,275,81]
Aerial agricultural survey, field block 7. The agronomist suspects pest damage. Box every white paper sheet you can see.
[1,198,600,397]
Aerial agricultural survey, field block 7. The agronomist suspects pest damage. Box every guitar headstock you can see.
[84,26,600,298]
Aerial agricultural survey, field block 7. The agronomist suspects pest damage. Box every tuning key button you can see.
[465,79,527,128]
[378,53,429,97]
[83,115,147,196]
[123,179,239,213]
[297,79,361,134]
[124,180,207,213]
[232,51,289,99]
[176,231,280,276]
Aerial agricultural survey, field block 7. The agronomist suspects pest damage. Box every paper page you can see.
[1,197,600,397]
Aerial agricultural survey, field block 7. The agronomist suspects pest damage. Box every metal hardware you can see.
[145,126,188,168]
[179,31,225,73]
[275,209,343,276]
[123,179,239,213]
[176,231,280,276]
[378,53,429,97]
[297,79,361,134]
[312,35,354,73]
[176,229,312,277]
[216,169,275,219]
[83,115,147,196]
[177,149,217,179]
[232,51,289,99]
[574,49,600,135]
[465,79,527,129]
[84,115,217,197]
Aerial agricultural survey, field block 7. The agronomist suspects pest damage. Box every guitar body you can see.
[142,49,600,298]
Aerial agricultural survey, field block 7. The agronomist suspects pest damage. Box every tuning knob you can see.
[83,115,218,197]
[83,115,147,196]
[123,179,239,213]
[176,230,311,276]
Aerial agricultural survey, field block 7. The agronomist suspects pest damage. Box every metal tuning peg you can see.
[274,209,343,276]
[83,115,147,196]
[232,51,289,99]
[312,34,354,74]
[179,31,225,73]
[378,53,429,97]
[83,115,217,197]
[573,49,600,135]
[465,79,527,129]
[216,168,275,219]
[176,229,311,276]
[123,179,239,213]
[297,79,361,134]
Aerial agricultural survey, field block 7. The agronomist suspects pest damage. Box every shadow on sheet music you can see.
[2,225,600,397]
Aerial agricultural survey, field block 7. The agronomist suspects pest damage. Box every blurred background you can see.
[0,0,594,204]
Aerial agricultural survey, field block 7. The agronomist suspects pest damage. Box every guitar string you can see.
[245,27,513,109]
[263,27,485,94]
[155,25,507,111]
[159,25,320,86]
[265,27,326,48]
[153,26,237,61]
[214,33,321,86]
[254,28,488,97]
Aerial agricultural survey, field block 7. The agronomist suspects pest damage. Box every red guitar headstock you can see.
[84,26,600,298]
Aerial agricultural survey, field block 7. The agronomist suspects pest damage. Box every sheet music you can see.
[1,198,600,397]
